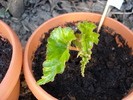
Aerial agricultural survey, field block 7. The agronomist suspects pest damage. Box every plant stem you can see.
[69,46,79,51]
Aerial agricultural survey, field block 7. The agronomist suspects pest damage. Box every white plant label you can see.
[107,0,124,9]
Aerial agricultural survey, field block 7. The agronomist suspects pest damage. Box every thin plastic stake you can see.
[97,3,110,33]
[97,0,124,33]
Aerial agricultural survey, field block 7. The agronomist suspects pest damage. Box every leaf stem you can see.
[69,46,79,51]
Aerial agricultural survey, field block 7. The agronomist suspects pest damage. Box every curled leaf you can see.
[77,21,99,77]
[37,27,76,85]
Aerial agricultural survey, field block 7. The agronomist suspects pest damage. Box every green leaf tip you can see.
[37,21,99,85]
[37,27,76,85]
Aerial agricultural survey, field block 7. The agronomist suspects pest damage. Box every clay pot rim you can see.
[0,20,22,99]
[23,12,133,100]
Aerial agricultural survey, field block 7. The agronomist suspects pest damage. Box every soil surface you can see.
[0,0,133,99]
[32,23,133,100]
[0,35,12,82]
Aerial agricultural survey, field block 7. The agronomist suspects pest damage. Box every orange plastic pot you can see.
[0,20,22,100]
[23,12,133,100]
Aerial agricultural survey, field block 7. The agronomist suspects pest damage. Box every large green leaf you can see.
[37,27,76,85]
[77,21,99,77]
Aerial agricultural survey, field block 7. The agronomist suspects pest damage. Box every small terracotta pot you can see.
[23,12,133,100]
[0,20,22,100]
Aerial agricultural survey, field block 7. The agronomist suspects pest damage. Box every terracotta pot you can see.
[0,20,22,100]
[23,12,133,100]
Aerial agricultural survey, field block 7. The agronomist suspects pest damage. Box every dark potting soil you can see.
[32,22,133,100]
[0,35,12,82]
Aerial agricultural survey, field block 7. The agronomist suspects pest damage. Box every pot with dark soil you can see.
[0,20,22,100]
[23,12,133,100]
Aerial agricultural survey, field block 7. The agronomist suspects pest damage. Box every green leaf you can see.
[0,12,4,15]
[5,7,9,12]
[77,21,99,77]
[36,27,76,85]
[72,33,82,50]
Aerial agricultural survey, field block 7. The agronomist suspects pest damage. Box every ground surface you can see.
[0,36,12,82]
[0,0,133,100]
